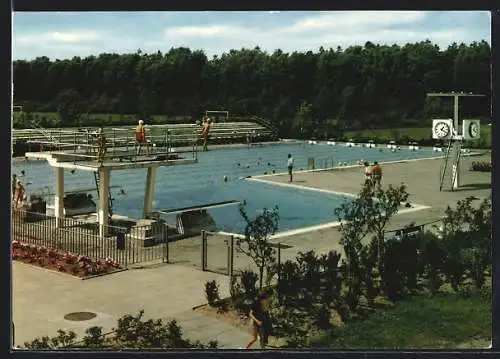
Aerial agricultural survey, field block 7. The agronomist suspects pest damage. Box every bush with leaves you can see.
[272,250,343,343]
[22,310,218,350]
[229,270,260,315]
[438,196,491,292]
[237,205,280,289]
[335,182,410,302]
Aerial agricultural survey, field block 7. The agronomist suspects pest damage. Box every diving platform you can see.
[23,126,199,241]
[25,150,197,172]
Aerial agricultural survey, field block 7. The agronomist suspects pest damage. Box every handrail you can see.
[439,140,454,191]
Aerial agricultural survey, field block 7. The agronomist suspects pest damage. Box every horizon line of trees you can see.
[13,40,491,136]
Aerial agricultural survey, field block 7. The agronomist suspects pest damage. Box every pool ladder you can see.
[94,172,114,216]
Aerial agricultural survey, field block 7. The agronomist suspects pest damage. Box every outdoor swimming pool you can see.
[12,142,441,234]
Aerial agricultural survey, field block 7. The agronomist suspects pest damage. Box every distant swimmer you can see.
[243,200,247,205]
[267,162,271,166]
[20,170,25,177]
[237,163,241,166]
[223,175,228,183]
[272,170,275,174]
[70,169,76,174]
[119,189,127,196]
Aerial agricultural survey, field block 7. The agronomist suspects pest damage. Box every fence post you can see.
[163,223,169,263]
[201,230,206,271]
[228,235,234,279]
[277,243,281,282]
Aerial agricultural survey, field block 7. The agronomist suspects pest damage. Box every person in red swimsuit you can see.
[372,161,382,188]
[202,118,212,151]
[135,120,149,156]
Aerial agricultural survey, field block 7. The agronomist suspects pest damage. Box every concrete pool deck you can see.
[12,153,491,349]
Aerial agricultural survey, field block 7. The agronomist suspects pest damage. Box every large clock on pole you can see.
[432,119,453,140]
[462,119,481,140]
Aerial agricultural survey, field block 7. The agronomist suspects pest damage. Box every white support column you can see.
[54,167,65,228]
[143,165,158,218]
[98,168,110,239]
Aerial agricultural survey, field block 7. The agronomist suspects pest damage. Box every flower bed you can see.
[12,241,121,277]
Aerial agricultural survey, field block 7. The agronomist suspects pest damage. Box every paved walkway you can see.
[12,261,249,348]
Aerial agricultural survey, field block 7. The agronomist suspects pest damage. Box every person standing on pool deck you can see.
[135,120,150,156]
[363,162,373,186]
[202,118,212,151]
[12,174,17,202]
[372,161,382,188]
[287,154,294,182]
[245,291,273,349]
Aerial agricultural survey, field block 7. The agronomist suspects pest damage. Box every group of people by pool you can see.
[133,117,213,155]
[359,160,383,187]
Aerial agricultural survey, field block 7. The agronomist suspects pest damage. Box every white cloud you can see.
[15,31,100,45]
[164,25,244,38]
[279,11,424,34]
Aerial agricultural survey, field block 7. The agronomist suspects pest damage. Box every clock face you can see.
[434,122,450,138]
[469,123,479,138]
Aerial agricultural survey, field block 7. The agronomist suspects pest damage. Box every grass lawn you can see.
[311,292,491,349]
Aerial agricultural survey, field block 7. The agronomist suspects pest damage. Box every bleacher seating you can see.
[12,121,276,155]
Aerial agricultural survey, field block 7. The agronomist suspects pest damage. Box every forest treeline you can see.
[13,40,491,136]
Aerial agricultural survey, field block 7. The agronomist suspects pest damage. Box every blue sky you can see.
[12,11,491,60]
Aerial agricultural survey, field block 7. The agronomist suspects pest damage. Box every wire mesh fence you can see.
[11,209,169,268]
[12,209,287,277]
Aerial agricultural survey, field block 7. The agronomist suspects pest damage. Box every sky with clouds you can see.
[12,11,491,60]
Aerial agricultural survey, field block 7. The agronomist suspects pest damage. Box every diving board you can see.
[157,200,242,215]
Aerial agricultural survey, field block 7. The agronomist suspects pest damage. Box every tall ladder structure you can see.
[428,92,485,192]
[94,172,114,217]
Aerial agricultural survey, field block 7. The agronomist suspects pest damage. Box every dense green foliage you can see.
[223,186,491,348]
[13,41,490,135]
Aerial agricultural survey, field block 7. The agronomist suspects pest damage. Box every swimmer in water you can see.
[20,170,25,177]
[119,189,127,196]
[223,175,228,183]
[70,169,76,174]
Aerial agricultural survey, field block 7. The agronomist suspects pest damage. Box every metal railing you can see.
[15,126,200,164]
[11,209,171,268]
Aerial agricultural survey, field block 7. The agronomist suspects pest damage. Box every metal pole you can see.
[228,235,234,278]
[453,95,459,134]
[277,243,281,282]
[201,230,206,271]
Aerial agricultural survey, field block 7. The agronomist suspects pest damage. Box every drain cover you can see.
[64,312,97,321]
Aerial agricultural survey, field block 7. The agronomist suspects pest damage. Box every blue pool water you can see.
[12,142,441,234]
